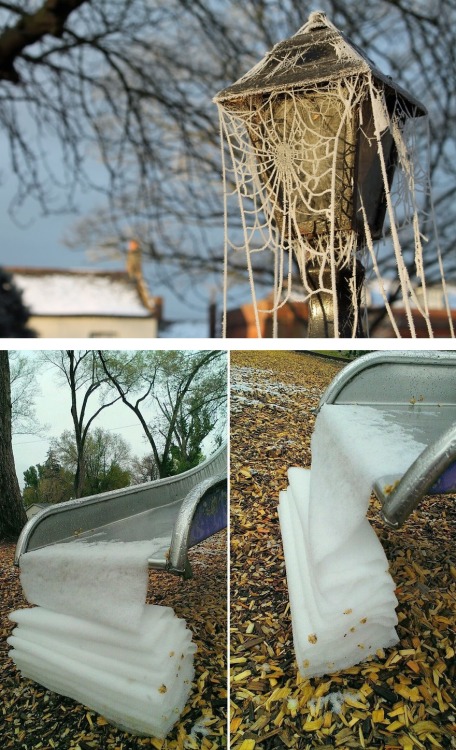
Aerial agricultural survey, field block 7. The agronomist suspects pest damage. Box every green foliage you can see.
[23,428,133,504]
[52,427,132,498]
[129,453,160,484]
[23,465,39,491]
[23,448,73,506]
[83,461,131,496]
[164,390,216,475]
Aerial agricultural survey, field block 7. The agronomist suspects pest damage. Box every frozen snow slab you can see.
[9,606,194,673]
[279,468,398,677]
[278,403,428,678]
[19,540,158,632]
[9,605,196,738]
[11,538,201,737]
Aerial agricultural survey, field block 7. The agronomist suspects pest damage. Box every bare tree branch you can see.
[0,0,88,82]
[0,0,454,315]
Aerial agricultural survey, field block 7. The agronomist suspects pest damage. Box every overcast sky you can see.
[11,350,226,490]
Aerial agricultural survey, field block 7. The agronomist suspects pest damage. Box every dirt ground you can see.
[0,530,227,750]
[230,350,455,750]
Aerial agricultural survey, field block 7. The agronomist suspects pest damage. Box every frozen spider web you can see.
[215,12,454,338]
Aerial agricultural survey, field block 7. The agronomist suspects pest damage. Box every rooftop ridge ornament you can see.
[215,11,454,338]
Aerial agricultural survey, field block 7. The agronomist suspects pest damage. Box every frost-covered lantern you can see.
[215,12,442,338]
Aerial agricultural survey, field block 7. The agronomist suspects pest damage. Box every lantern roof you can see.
[215,11,426,115]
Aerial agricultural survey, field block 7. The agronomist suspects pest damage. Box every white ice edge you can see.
[278,404,426,678]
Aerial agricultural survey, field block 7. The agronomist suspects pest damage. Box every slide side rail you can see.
[15,445,227,574]
[318,352,456,526]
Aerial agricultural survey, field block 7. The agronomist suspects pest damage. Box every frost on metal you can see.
[214,12,454,338]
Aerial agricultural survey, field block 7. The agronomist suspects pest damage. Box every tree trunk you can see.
[68,350,86,498]
[0,352,28,540]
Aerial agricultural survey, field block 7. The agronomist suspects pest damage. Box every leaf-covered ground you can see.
[0,530,227,750]
[230,350,455,750]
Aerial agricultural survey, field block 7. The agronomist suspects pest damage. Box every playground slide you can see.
[278,351,455,679]
[318,351,456,527]
[15,443,227,578]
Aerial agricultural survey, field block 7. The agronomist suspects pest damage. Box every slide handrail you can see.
[317,352,456,527]
[374,422,456,527]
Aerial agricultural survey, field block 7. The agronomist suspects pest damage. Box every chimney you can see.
[126,239,141,280]
[126,239,157,314]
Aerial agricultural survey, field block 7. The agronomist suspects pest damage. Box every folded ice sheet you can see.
[10,604,174,649]
[9,605,196,737]
[278,404,426,678]
[9,606,187,671]
[9,606,196,738]
[19,540,157,632]
[10,539,198,737]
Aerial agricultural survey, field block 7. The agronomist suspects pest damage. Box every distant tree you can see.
[23,428,132,504]
[52,427,131,497]
[23,448,73,507]
[9,351,46,436]
[129,453,160,485]
[0,270,35,338]
[41,351,121,497]
[23,465,40,503]
[0,351,27,539]
[98,350,227,478]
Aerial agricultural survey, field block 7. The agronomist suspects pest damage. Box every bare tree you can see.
[64,0,455,314]
[1,1,454,317]
[0,0,245,224]
[9,351,47,436]
[0,351,27,539]
[129,453,160,484]
[41,350,121,497]
[98,350,227,477]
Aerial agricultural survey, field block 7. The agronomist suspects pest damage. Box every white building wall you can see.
[28,315,159,338]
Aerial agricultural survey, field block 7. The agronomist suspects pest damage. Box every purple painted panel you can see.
[188,483,227,548]
[430,461,456,494]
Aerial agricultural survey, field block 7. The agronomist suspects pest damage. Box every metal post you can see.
[307,261,365,337]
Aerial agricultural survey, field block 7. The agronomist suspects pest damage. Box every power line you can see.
[13,422,144,446]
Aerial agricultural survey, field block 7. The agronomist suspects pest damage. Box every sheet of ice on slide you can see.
[19,539,166,632]
[278,404,426,678]
[9,540,196,738]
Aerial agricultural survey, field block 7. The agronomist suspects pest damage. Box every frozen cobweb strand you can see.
[278,404,427,678]
[9,540,196,738]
